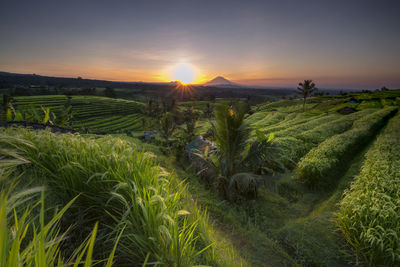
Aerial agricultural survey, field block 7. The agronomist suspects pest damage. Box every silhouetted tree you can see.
[81,88,96,95]
[158,112,176,147]
[104,87,116,98]
[204,103,213,118]
[161,98,177,113]
[296,80,317,112]
[182,106,199,142]
[146,98,154,116]
[245,96,252,114]
[313,91,324,96]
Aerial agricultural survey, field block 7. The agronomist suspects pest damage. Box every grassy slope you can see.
[1,128,247,266]
[183,91,400,266]
[275,142,373,266]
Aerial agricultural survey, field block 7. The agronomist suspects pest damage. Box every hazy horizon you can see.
[1,0,399,89]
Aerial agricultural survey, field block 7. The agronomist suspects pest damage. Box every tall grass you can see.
[0,127,234,266]
[0,138,122,267]
[336,114,400,265]
[0,180,119,266]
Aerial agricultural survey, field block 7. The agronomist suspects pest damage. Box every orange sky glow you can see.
[1,1,399,89]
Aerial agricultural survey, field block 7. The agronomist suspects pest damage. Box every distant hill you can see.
[203,76,241,88]
[0,70,305,100]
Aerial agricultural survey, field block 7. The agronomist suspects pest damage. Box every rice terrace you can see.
[1,1,400,266]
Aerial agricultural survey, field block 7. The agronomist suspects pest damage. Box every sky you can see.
[0,0,399,89]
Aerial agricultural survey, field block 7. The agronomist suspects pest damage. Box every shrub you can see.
[336,114,400,265]
[273,136,312,165]
[243,131,289,175]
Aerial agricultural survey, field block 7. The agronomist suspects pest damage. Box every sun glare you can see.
[172,63,195,84]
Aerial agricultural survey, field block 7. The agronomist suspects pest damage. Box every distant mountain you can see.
[203,76,241,87]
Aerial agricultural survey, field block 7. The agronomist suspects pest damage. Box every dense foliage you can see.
[212,103,250,178]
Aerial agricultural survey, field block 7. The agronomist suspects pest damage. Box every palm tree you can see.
[182,106,198,142]
[146,98,153,116]
[212,103,250,178]
[297,80,317,112]
[204,103,213,118]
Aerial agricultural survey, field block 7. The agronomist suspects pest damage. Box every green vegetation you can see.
[158,112,176,146]
[212,103,250,178]
[0,188,118,267]
[273,109,375,162]
[337,114,400,266]
[296,107,397,189]
[1,88,400,266]
[0,128,244,266]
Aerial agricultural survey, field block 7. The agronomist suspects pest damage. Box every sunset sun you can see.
[172,63,195,84]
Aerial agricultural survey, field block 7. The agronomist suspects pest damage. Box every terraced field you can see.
[239,91,400,265]
[3,89,400,266]
[255,90,400,114]
[247,91,400,164]
[10,95,150,133]
[296,107,397,188]
[337,113,400,265]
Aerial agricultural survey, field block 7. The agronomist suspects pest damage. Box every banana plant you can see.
[1,94,13,122]
[5,103,23,122]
